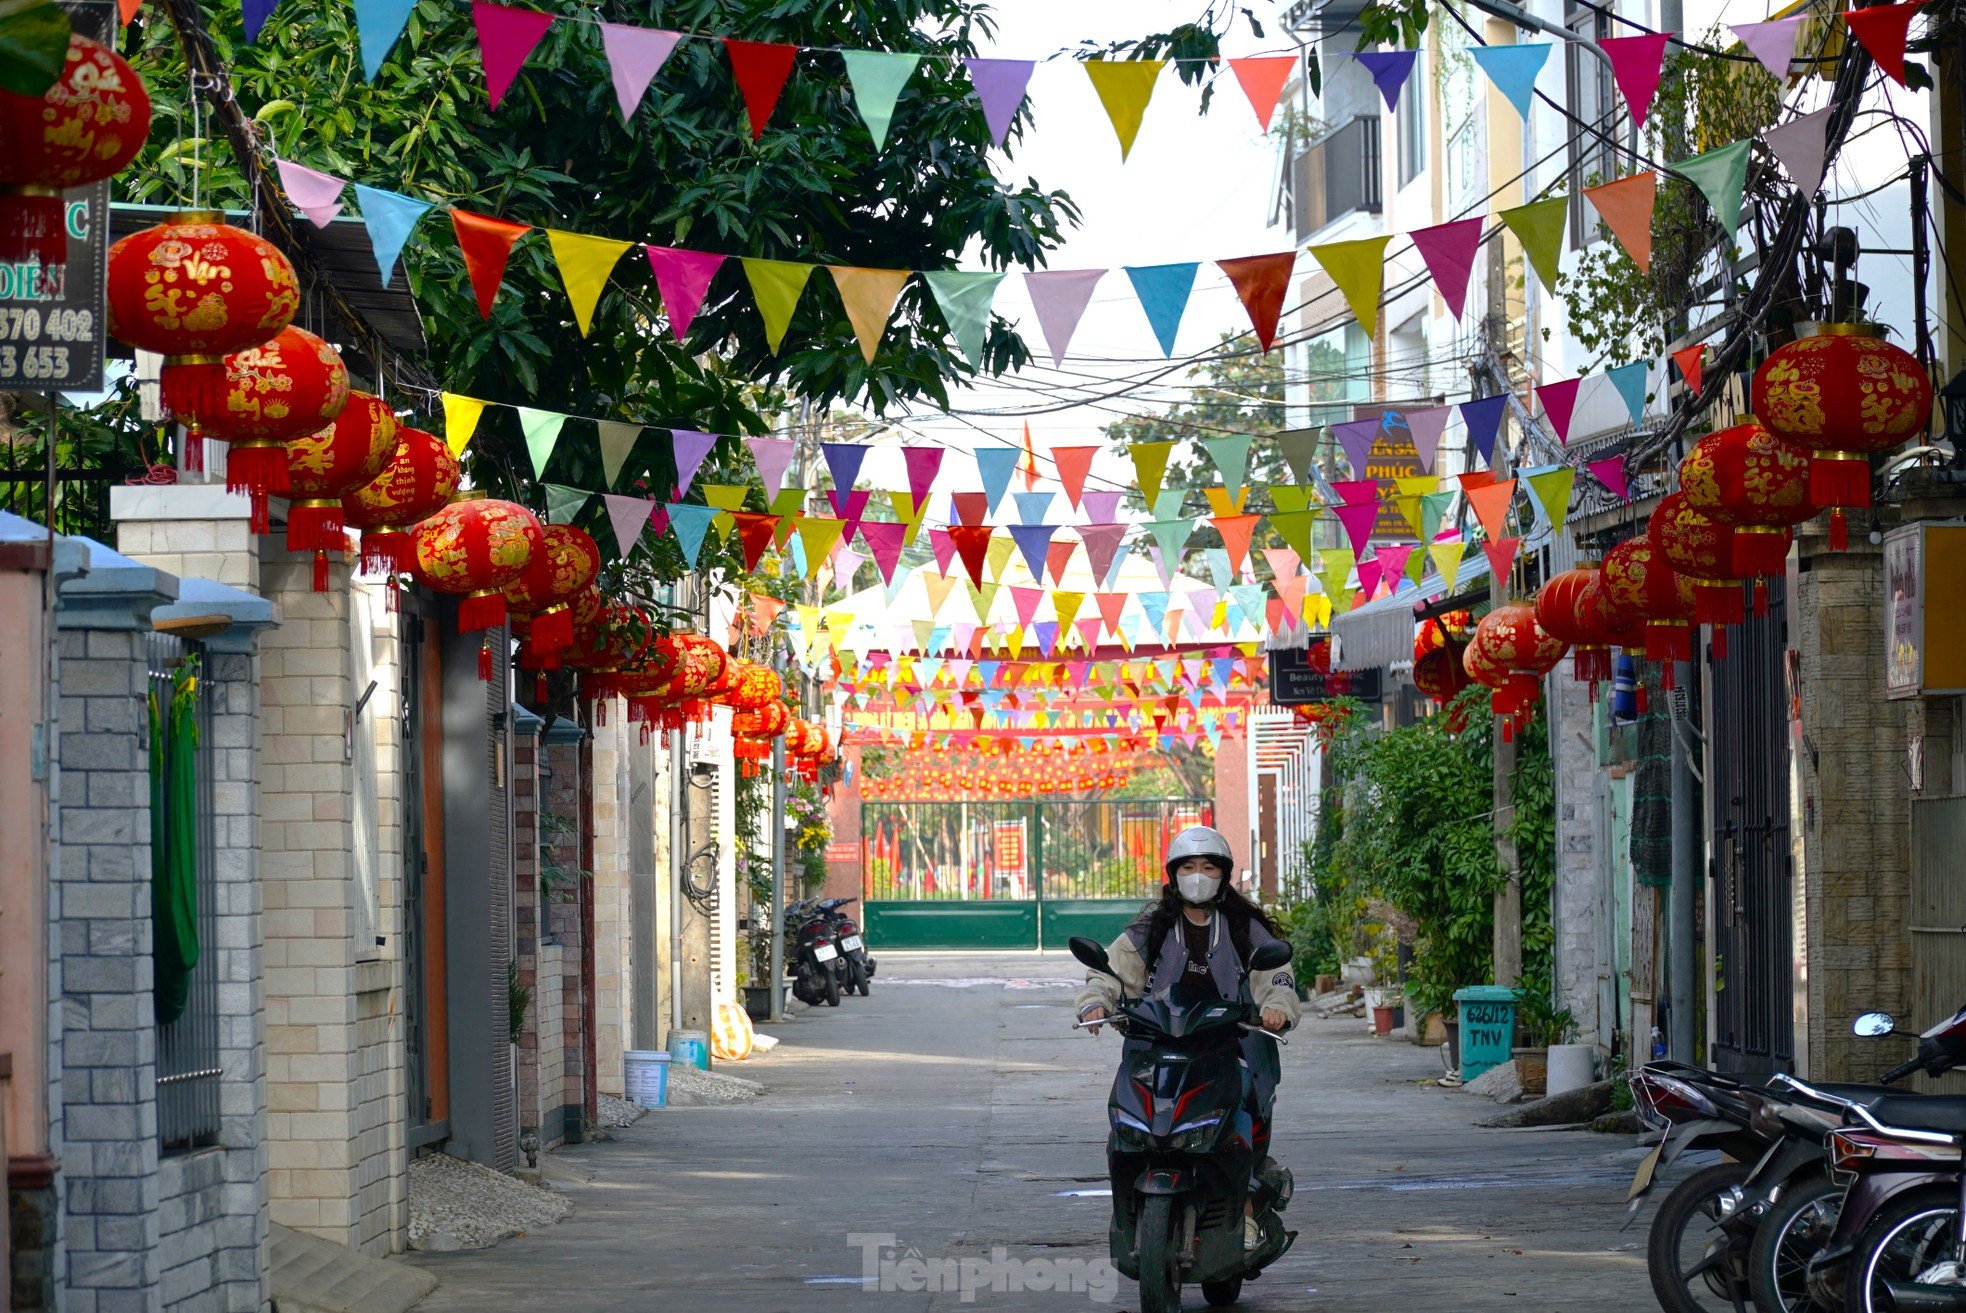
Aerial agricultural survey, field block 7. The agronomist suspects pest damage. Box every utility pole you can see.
[767,645,789,1023]
[670,574,716,1039]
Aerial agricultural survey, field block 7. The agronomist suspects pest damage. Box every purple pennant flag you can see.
[243,0,277,41]
[1078,524,1128,583]
[602,494,654,558]
[1536,378,1582,444]
[1007,524,1057,580]
[744,435,795,498]
[821,441,868,493]
[1729,16,1804,80]
[1331,477,1379,506]
[1459,394,1507,466]
[669,429,718,498]
[1333,419,1380,478]
[1025,269,1106,366]
[963,57,1036,147]
[1352,50,1419,109]
[1405,405,1451,472]
[1081,489,1125,522]
[1587,456,1631,501]
[599,24,681,122]
[1334,501,1379,556]
[903,445,944,505]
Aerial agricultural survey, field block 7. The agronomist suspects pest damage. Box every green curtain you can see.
[150,657,201,1025]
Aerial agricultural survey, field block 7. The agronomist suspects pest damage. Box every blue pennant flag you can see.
[1012,490,1054,526]
[353,0,417,79]
[930,625,950,651]
[1606,361,1648,425]
[665,504,718,569]
[243,0,278,42]
[1007,524,1056,580]
[1124,263,1200,357]
[1459,394,1508,466]
[821,441,868,493]
[1353,50,1419,109]
[976,447,1021,514]
[1469,43,1552,120]
[1139,591,1170,631]
[353,184,432,288]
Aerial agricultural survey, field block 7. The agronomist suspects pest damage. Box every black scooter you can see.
[784,900,842,1007]
[817,897,875,996]
[1069,934,1296,1312]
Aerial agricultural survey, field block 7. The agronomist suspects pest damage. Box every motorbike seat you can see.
[1867,1093,1966,1135]
[1807,1081,1894,1108]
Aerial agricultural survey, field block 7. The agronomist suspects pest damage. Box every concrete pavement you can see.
[407,952,1661,1310]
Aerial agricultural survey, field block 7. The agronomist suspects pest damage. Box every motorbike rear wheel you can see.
[1202,1275,1244,1305]
[823,970,841,1007]
[1647,1161,1754,1313]
[1136,1194,1181,1313]
[1748,1170,1842,1313]
[1841,1185,1960,1313]
[845,956,867,996]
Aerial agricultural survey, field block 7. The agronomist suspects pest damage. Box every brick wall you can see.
[590,702,630,1096]
[544,737,587,1140]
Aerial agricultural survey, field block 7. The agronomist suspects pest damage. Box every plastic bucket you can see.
[668,1029,711,1072]
[1546,1043,1595,1097]
[623,1050,670,1108]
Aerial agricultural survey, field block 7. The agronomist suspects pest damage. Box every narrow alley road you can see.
[409,953,1659,1311]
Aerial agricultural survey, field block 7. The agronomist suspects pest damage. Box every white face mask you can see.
[1176,871,1222,904]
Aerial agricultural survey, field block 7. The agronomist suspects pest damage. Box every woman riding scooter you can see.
[1074,825,1300,1252]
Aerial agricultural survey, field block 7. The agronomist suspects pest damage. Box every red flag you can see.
[1051,444,1097,509]
[1020,421,1039,491]
[1212,514,1261,574]
[730,511,780,571]
[450,209,531,319]
[948,524,994,586]
[723,39,798,139]
[1216,252,1296,352]
[1672,343,1705,395]
[1843,2,1919,86]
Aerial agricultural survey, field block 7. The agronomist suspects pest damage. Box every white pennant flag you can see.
[1763,106,1833,199]
[602,493,653,558]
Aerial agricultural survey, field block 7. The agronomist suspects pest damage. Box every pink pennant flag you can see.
[1409,217,1484,320]
[1599,33,1671,128]
[1764,105,1832,198]
[860,521,906,581]
[1010,587,1044,627]
[1025,269,1105,366]
[599,23,680,121]
[1333,500,1379,556]
[1331,478,1379,506]
[1586,456,1630,501]
[1482,535,1521,587]
[744,435,795,499]
[928,526,957,574]
[903,445,944,505]
[472,1,556,110]
[1405,405,1451,472]
[1082,490,1125,523]
[645,246,726,342]
[1079,524,1127,583]
[602,493,654,558]
[1263,546,1300,578]
[1354,555,1385,601]
[670,429,718,498]
[1537,377,1582,443]
[1376,542,1415,589]
[275,158,346,228]
[1730,17,1804,80]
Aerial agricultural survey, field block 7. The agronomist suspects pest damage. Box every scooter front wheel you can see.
[1136,1194,1181,1313]
[1202,1275,1244,1305]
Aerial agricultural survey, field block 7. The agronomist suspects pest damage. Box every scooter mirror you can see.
[1068,936,1118,978]
[1853,1011,1897,1037]
[1249,940,1293,973]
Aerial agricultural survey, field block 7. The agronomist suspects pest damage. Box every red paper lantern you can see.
[409,492,544,661]
[733,700,790,776]
[716,660,784,712]
[515,585,604,700]
[282,391,395,589]
[0,33,151,264]
[106,213,300,431]
[1465,603,1566,733]
[627,632,728,729]
[172,326,351,522]
[503,524,602,660]
[1752,322,1933,545]
[1600,537,1697,676]
[343,427,460,575]
[1679,420,1811,573]
[1534,563,1614,686]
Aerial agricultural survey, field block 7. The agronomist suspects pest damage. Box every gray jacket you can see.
[1072,907,1301,1025]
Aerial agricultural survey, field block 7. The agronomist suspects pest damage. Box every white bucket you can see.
[1545,1043,1595,1098]
[623,1050,671,1108]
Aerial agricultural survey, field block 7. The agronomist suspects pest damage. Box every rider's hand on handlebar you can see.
[1260,1007,1288,1032]
[1081,1006,1108,1036]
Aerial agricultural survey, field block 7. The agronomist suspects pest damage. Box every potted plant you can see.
[1370,988,1404,1037]
[1511,992,1577,1100]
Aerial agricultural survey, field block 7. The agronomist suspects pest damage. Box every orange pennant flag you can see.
[1212,514,1261,574]
[1020,420,1039,491]
[450,209,531,319]
[1583,172,1658,274]
[1216,252,1296,352]
[1051,445,1097,509]
[1225,56,1295,131]
[1673,343,1705,394]
[1466,479,1518,542]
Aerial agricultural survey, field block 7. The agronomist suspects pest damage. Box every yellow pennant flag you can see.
[1202,486,1249,516]
[1394,475,1439,538]
[546,229,632,337]
[922,570,959,618]
[1083,59,1166,160]
[794,515,847,575]
[985,531,1017,582]
[827,266,912,363]
[702,484,749,540]
[1304,592,1333,630]
[1308,235,1392,337]
[1429,539,1468,593]
[741,258,817,353]
[1130,440,1175,509]
[441,393,487,458]
[1211,597,1229,631]
[1051,589,1085,631]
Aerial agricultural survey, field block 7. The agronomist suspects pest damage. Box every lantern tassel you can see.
[457,589,507,633]
[360,529,413,576]
[286,498,345,555]
[1828,508,1850,552]
[529,605,574,656]
[535,673,549,703]
[0,191,69,266]
[1636,681,1649,715]
[595,697,608,728]
[160,358,232,426]
[226,438,291,507]
[181,424,204,475]
[1754,579,1770,617]
[1730,527,1791,577]
[478,637,493,682]
[1810,456,1872,510]
[312,550,330,593]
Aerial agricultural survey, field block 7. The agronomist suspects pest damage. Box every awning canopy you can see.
[1328,551,1494,672]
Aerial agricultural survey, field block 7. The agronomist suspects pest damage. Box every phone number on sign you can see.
[0,307,95,342]
[0,345,73,379]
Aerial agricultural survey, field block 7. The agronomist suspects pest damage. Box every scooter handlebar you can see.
[1882,1056,1925,1084]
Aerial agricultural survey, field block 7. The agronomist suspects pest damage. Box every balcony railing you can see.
[1290,115,1382,243]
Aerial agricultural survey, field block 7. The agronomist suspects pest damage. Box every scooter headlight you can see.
[1166,1114,1226,1153]
[1113,1114,1153,1151]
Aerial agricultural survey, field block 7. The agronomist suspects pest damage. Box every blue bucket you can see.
[668,1029,711,1072]
[623,1050,670,1108]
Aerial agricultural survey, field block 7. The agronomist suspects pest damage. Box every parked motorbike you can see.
[1069,933,1296,1313]
[784,900,843,1007]
[816,897,875,996]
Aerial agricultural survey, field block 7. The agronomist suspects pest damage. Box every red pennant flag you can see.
[951,491,989,526]
[1212,514,1261,574]
[1020,421,1039,491]
[730,511,781,571]
[1482,535,1521,586]
[472,2,556,109]
[1095,592,1128,633]
[1051,445,1097,509]
[948,524,994,587]
[1582,172,1658,274]
[1843,2,1920,86]
[1226,56,1295,130]
[1044,538,1077,585]
[450,209,531,319]
[1536,377,1582,443]
[1216,252,1296,352]
[1466,478,1518,542]
[1672,343,1705,395]
[723,39,799,139]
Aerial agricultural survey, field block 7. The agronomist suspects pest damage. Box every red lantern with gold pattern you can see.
[284,391,395,589]
[715,660,783,712]
[515,585,603,702]
[176,326,351,521]
[732,700,789,776]
[106,213,300,438]
[1600,536,1697,672]
[343,427,460,575]
[628,632,727,729]
[0,33,151,264]
[1679,420,1811,572]
[409,492,544,670]
[1752,323,1933,545]
[1466,603,1567,735]
[1534,563,1615,686]
[502,525,601,659]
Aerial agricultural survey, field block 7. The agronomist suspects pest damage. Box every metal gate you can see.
[1706,578,1796,1075]
[859,799,1204,950]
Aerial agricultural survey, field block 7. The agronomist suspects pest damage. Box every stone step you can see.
[270,1223,437,1313]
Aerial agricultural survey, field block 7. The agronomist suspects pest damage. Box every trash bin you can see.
[1451,986,1519,1082]
[623,1050,671,1108]
[668,1029,711,1072]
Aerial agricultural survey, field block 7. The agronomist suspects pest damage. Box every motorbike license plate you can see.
[841,935,863,951]
[1626,1140,1665,1203]
[815,944,839,962]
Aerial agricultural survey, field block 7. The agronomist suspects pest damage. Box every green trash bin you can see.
[1452,986,1519,1081]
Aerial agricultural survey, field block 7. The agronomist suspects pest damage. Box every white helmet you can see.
[1164,826,1234,881]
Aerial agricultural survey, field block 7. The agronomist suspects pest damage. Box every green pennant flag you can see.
[922,271,1006,367]
[517,407,568,478]
[985,531,1017,582]
[1498,195,1569,293]
[1268,485,1309,514]
[1147,518,1195,563]
[741,258,816,353]
[1131,440,1175,509]
[1421,490,1456,543]
[594,420,642,488]
[841,50,920,150]
[1670,139,1753,243]
[769,485,806,518]
[542,483,591,525]
[1151,488,1186,521]
[1201,435,1253,492]
[1317,546,1356,613]
[1274,427,1320,484]
[1269,509,1317,561]
[1525,466,1577,533]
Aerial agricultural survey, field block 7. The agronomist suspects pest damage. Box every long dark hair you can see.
[1137,879,1283,968]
